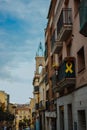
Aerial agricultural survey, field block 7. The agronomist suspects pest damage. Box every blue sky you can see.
[0,0,50,104]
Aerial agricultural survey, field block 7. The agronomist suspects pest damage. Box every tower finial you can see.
[36,42,43,56]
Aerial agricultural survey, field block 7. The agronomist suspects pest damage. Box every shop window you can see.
[77,47,85,73]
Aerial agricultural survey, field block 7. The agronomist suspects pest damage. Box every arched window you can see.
[39,66,42,73]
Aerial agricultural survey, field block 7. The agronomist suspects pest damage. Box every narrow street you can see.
[0,0,87,130]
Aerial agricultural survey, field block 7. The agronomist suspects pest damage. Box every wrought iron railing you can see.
[51,31,55,52]
[44,73,48,85]
[58,57,75,82]
[57,8,72,37]
[35,103,39,110]
[44,43,48,61]
[39,100,45,109]
[51,72,58,88]
[46,100,50,111]
[34,86,39,93]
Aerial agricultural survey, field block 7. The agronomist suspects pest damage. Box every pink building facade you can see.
[45,0,87,130]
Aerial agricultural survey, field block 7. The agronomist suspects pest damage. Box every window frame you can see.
[77,46,85,73]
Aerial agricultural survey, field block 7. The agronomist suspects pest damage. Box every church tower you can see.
[35,42,45,74]
[33,42,45,116]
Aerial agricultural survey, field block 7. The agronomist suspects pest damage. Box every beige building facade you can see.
[8,103,16,130]
[15,104,30,130]
[33,42,46,130]
[29,98,35,126]
[0,91,9,111]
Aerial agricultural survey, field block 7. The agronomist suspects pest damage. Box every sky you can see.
[0,0,50,104]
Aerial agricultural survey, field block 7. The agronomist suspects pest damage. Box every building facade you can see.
[32,0,87,130]
[29,98,35,128]
[15,104,31,130]
[44,0,87,130]
[33,42,45,130]
[8,103,16,130]
[0,91,9,111]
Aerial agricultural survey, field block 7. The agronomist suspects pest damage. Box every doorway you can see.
[78,110,86,130]
[68,104,73,130]
[59,106,64,130]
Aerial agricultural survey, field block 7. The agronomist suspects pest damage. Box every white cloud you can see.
[0,0,50,21]
[0,0,50,104]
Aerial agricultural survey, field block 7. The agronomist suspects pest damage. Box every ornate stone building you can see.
[33,42,45,130]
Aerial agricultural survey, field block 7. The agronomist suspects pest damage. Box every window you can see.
[77,47,85,73]
[46,65,48,72]
[74,0,80,17]
[68,104,73,130]
[59,106,64,130]
[59,54,62,65]
[78,110,86,130]
[46,90,49,100]
[39,66,42,73]
[64,0,69,6]
[45,43,48,61]
[67,41,72,56]
[51,55,53,67]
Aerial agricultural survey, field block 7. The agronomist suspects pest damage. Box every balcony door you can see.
[59,106,64,130]
[78,110,86,130]
[68,104,73,130]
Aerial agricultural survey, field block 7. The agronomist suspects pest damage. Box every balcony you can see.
[79,1,87,36]
[33,86,39,94]
[35,103,39,110]
[51,71,58,90]
[46,100,50,111]
[51,40,63,54]
[44,49,48,61]
[51,31,62,55]
[32,112,36,118]
[44,73,48,85]
[54,57,76,92]
[57,8,72,41]
[39,100,45,110]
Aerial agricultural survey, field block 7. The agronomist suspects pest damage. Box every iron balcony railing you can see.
[44,43,48,61]
[39,100,45,110]
[51,71,58,89]
[58,57,75,82]
[44,49,48,61]
[35,103,39,110]
[57,57,76,92]
[51,31,55,52]
[51,31,63,54]
[57,8,72,41]
[46,100,50,111]
[44,73,48,85]
[34,86,39,93]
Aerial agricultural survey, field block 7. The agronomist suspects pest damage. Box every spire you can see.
[36,42,43,56]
